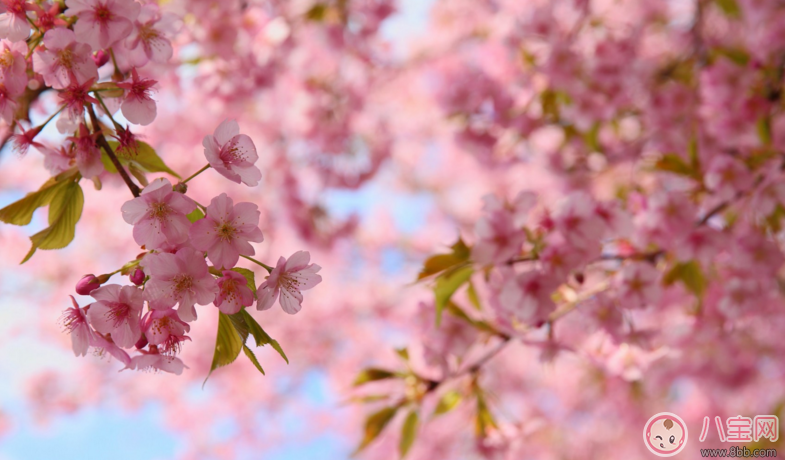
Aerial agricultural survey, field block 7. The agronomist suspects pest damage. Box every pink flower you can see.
[59,296,93,357]
[497,270,558,326]
[125,348,187,375]
[89,333,131,366]
[141,308,190,354]
[32,28,98,89]
[214,270,255,315]
[0,83,16,123]
[126,3,174,66]
[116,69,157,125]
[75,274,102,295]
[472,205,527,266]
[120,178,196,250]
[0,39,27,95]
[65,0,140,50]
[57,78,99,127]
[86,284,144,349]
[0,0,30,42]
[203,119,262,186]
[189,193,264,269]
[29,2,67,33]
[257,251,322,315]
[705,155,754,201]
[616,263,661,309]
[142,248,218,322]
[66,123,104,179]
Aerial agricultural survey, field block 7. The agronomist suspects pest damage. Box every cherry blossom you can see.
[188,193,264,270]
[497,269,558,327]
[116,69,157,125]
[142,248,218,322]
[202,119,262,187]
[86,284,144,349]
[65,0,140,51]
[615,263,661,309]
[0,39,26,95]
[120,178,196,250]
[66,123,104,179]
[257,251,322,315]
[32,28,98,89]
[126,3,174,66]
[214,270,255,315]
[141,308,190,355]
[58,296,92,357]
[125,347,187,375]
[0,0,29,42]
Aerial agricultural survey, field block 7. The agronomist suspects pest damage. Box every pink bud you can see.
[134,335,148,350]
[92,50,110,67]
[130,268,145,285]
[75,274,101,295]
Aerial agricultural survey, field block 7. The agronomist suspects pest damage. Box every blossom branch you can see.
[86,104,141,197]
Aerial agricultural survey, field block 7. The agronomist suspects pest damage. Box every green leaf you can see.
[0,170,77,226]
[186,208,204,223]
[353,368,397,386]
[305,3,327,21]
[715,0,740,17]
[104,140,181,179]
[757,117,772,146]
[418,254,465,280]
[434,265,474,327]
[354,405,399,454]
[22,180,84,264]
[242,344,265,375]
[399,410,419,458]
[203,312,244,386]
[475,392,498,438]
[417,238,471,280]
[239,309,288,364]
[654,154,697,179]
[394,347,409,361]
[467,281,481,310]
[231,267,256,296]
[434,390,462,416]
[445,302,496,334]
[663,260,706,299]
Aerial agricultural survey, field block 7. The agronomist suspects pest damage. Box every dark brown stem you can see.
[86,104,140,197]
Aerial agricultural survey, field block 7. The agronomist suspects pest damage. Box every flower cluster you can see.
[61,120,321,374]
[0,0,322,375]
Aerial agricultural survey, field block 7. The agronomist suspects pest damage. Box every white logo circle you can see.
[643,412,688,457]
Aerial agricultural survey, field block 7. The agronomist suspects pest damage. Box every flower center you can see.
[172,274,194,294]
[56,48,74,70]
[106,302,131,328]
[150,202,171,221]
[216,222,236,241]
[139,24,159,42]
[0,49,14,69]
[94,5,113,22]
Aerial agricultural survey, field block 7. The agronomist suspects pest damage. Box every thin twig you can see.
[86,104,141,197]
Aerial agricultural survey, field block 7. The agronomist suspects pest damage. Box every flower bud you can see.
[92,50,110,67]
[130,268,145,286]
[75,274,101,295]
[173,182,188,194]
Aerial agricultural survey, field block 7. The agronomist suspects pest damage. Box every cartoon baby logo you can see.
[643,412,688,457]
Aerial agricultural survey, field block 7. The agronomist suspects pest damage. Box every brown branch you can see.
[86,104,140,197]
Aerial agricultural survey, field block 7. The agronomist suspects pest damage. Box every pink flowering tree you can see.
[2,0,785,459]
